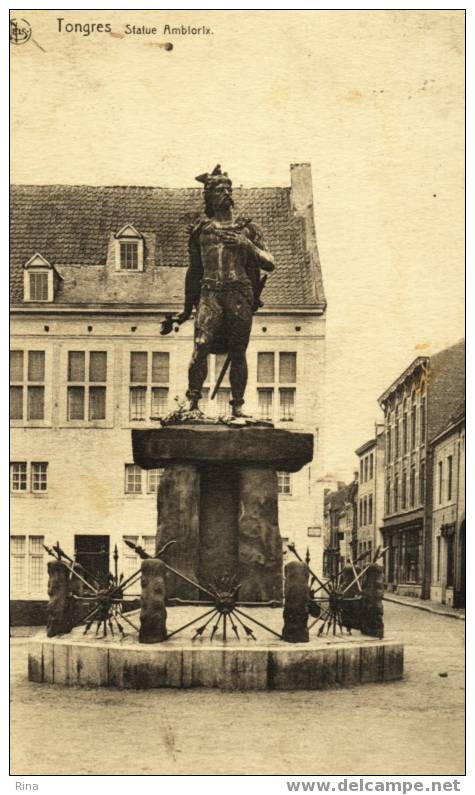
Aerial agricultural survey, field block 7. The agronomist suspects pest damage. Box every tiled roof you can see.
[10,184,324,308]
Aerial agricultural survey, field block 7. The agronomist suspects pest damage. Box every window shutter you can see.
[151,352,169,383]
[68,352,85,382]
[130,352,147,383]
[28,351,45,382]
[257,352,274,382]
[10,351,24,382]
[89,351,107,382]
[279,353,296,383]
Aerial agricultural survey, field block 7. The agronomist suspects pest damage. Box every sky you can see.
[10,9,465,480]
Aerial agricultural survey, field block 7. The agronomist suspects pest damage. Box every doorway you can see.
[74,535,110,585]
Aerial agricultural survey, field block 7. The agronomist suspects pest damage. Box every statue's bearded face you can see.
[209,179,234,212]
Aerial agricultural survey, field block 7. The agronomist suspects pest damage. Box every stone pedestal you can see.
[47,560,73,637]
[282,560,311,643]
[361,564,385,639]
[132,425,313,602]
[139,559,167,644]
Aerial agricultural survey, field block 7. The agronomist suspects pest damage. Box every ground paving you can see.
[10,602,464,776]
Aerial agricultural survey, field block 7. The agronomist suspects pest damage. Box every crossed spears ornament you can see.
[44,540,387,641]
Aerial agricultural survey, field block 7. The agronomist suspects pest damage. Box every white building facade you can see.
[10,164,327,621]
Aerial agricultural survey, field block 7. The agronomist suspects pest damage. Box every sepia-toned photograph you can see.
[9,7,465,780]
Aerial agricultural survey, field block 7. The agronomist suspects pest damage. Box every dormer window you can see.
[23,253,61,303]
[115,225,144,272]
[30,272,49,301]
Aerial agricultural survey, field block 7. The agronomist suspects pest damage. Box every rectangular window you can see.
[403,414,408,454]
[386,479,391,514]
[364,457,369,483]
[257,352,274,382]
[68,387,85,420]
[147,468,163,493]
[369,453,374,480]
[28,350,45,381]
[447,455,453,501]
[89,387,106,421]
[151,388,168,417]
[411,399,417,449]
[130,352,147,383]
[401,470,407,509]
[277,471,292,495]
[420,396,426,443]
[438,460,443,504]
[410,465,416,507]
[10,387,23,420]
[363,498,367,526]
[395,420,400,459]
[130,386,147,421]
[29,272,49,301]
[368,494,373,524]
[31,462,48,492]
[27,386,45,421]
[122,536,139,579]
[125,464,142,494]
[68,351,107,422]
[394,476,399,513]
[10,535,45,595]
[420,461,425,504]
[279,388,295,421]
[129,351,170,421]
[387,429,392,463]
[142,536,156,557]
[359,499,363,527]
[279,352,296,383]
[10,350,24,381]
[216,387,231,416]
[10,462,27,492]
[29,536,45,592]
[152,352,170,384]
[10,350,45,421]
[122,535,155,584]
[257,388,273,421]
[10,536,26,592]
[120,242,138,270]
[360,459,364,483]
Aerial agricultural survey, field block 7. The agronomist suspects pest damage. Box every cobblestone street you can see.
[10,602,464,776]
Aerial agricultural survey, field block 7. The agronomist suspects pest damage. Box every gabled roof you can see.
[10,184,325,309]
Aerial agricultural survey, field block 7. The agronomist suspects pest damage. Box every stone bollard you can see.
[47,560,73,637]
[139,558,167,643]
[282,560,312,643]
[360,563,384,639]
[340,564,362,632]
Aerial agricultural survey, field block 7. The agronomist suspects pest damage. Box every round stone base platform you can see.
[28,609,403,691]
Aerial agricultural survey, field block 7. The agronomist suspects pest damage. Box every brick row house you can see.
[355,426,385,561]
[10,163,327,623]
[377,340,465,600]
[323,340,464,606]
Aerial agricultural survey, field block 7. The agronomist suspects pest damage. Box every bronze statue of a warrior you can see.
[177,165,275,417]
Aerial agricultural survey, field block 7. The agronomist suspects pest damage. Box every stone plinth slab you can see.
[132,425,313,473]
[28,635,403,691]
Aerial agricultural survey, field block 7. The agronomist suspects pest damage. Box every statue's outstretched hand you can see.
[177,306,193,324]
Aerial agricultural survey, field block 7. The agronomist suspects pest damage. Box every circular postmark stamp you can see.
[10,18,32,45]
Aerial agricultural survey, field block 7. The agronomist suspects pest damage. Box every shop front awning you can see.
[381,509,424,532]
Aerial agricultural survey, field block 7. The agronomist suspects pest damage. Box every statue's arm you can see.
[179,231,203,321]
[246,222,275,272]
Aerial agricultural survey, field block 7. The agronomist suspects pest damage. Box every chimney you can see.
[290,162,317,249]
